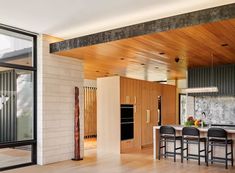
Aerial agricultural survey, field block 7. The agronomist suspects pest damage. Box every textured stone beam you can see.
[50,3,235,53]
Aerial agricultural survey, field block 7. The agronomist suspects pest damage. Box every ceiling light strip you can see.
[182,87,218,93]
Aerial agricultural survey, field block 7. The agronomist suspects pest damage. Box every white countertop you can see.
[153,125,235,133]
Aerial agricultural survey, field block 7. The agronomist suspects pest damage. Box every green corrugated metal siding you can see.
[188,64,235,96]
[0,70,17,143]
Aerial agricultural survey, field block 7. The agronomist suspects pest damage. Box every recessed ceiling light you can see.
[221,43,228,47]
[159,52,165,55]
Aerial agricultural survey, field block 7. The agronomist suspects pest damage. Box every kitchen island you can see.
[153,125,235,161]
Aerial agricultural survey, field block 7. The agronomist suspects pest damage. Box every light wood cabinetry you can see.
[141,82,161,147]
[97,76,176,154]
[162,84,176,125]
[120,77,176,149]
[120,77,142,152]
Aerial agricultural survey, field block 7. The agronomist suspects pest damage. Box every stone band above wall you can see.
[50,3,235,53]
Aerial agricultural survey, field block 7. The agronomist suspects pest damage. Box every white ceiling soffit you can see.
[0,0,234,39]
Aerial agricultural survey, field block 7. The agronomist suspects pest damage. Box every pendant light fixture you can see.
[183,53,218,93]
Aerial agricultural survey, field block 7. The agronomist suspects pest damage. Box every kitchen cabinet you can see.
[141,82,161,147]
[97,76,176,154]
[162,84,176,125]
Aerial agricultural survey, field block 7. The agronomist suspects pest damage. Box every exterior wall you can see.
[37,35,84,165]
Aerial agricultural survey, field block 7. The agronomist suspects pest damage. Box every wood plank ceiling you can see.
[54,18,235,81]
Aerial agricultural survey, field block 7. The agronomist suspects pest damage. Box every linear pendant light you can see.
[183,87,218,93]
[184,53,218,94]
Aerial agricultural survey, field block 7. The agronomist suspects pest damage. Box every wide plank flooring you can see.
[4,148,235,173]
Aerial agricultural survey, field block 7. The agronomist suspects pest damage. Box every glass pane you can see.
[0,67,34,143]
[180,94,187,124]
[0,29,33,66]
[0,145,32,168]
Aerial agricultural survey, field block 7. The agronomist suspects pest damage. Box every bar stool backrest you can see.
[160,126,175,135]
[208,128,227,139]
[182,127,200,136]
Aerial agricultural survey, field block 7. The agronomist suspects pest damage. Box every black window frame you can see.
[0,25,37,171]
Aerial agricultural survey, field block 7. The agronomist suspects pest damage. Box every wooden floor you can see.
[84,138,97,150]
[0,148,30,169]
[4,148,235,173]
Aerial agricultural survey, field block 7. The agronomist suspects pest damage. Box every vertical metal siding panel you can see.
[188,64,235,97]
[0,74,2,142]
[13,71,17,141]
[232,65,235,95]
[3,72,6,141]
[0,70,16,142]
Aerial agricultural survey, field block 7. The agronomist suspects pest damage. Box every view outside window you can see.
[0,27,36,170]
[0,29,33,66]
[17,70,34,141]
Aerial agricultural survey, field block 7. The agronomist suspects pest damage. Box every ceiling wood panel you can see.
[55,18,235,81]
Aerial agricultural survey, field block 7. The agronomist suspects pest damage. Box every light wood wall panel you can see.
[84,87,97,138]
[120,77,142,151]
[141,82,162,146]
[162,84,177,125]
[97,76,120,154]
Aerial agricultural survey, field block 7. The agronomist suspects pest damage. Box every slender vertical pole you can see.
[72,87,83,161]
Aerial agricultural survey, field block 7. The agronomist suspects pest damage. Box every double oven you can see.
[120,104,134,140]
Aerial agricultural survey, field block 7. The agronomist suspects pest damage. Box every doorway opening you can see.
[84,87,97,152]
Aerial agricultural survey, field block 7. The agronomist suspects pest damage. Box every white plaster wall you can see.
[84,79,96,87]
[37,35,84,165]
[97,76,120,155]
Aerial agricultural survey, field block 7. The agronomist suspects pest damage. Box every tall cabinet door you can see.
[162,85,176,125]
[141,82,161,147]
[120,77,142,150]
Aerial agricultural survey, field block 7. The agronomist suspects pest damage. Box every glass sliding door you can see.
[0,26,37,171]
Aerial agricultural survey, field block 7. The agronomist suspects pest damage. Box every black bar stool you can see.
[158,126,182,162]
[207,128,234,169]
[181,127,207,165]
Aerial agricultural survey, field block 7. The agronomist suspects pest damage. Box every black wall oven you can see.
[121,104,134,140]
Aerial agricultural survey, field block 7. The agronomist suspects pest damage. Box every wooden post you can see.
[72,87,83,161]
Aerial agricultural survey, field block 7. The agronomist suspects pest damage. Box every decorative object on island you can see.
[72,87,83,161]
[184,116,205,127]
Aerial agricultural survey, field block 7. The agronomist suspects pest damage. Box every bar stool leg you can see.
[181,139,184,163]
[211,143,213,164]
[198,140,200,165]
[158,138,161,160]
[174,140,176,162]
[231,142,234,167]
[225,142,228,169]
[164,140,167,158]
[204,141,207,163]
[206,140,209,167]
[186,141,189,161]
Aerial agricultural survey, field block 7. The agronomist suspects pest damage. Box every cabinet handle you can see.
[126,96,130,103]
[146,110,151,123]
[134,96,137,104]
[157,109,160,123]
